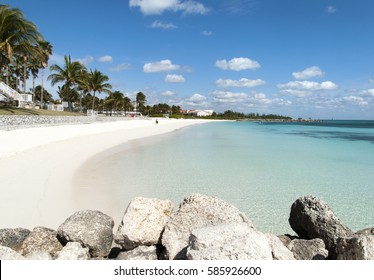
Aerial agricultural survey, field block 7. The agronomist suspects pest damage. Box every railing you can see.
[0,81,33,107]
[0,81,21,101]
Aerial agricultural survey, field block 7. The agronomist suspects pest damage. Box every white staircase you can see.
[0,81,33,107]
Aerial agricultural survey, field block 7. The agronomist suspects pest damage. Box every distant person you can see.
[155,119,158,124]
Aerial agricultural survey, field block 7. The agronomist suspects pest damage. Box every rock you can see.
[288,238,328,260]
[57,210,114,258]
[356,228,374,235]
[25,251,53,260]
[288,195,354,258]
[115,197,173,249]
[161,193,253,260]
[56,242,90,260]
[266,234,295,260]
[0,245,25,260]
[336,235,374,260]
[0,228,31,251]
[187,223,272,260]
[116,246,158,260]
[20,227,63,258]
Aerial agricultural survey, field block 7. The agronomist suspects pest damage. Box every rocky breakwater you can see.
[0,194,373,260]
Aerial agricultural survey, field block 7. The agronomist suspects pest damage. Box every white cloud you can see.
[129,0,208,15]
[184,93,207,106]
[278,81,338,91]
[98,55,113,63]
[215,57,260,71]
[327,6,337,14]
[201,30,212,36]
[75,56,94,66]
[165,74,185,83]
[211,90,248,104]
[150,20,177,29]
[216,78,265,88]
[343,96,368,106]
[162,90,176,96]
[143,59,180,73]
[365,89,374,97]
[292,66,324,80]
[110,63,131,72]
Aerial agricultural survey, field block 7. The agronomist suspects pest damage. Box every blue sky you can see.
[5,0,374,119]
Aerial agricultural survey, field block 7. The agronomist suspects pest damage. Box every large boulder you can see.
[161,193,253,259]
[187,223,272,260]
[336,235,374,260]
[57,210,114,258]
[20,227,63,258]
[24,251,53,260]
[287,238,328,260]
[0,245,25,260]
[115,197,173,249]
[289,195,354,258]
[56,242,90,260]
[0,228,30,251]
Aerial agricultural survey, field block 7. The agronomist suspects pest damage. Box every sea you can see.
[78,120,374,235]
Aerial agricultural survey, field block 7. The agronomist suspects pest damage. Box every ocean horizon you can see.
[76,119,374,235]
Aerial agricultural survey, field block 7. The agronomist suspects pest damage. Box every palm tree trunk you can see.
[92,91,96,111]
[41,68,44,108]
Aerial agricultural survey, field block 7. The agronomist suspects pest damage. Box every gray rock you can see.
[0,228,31,251]
[187,223,272,260]
[288,195,354,258]
[0,245,25,260]
[266,234,295,260]
[288,238,328,260]
[115,197,173,249]
[116,246,158,260]
[20,227,63,258]
[336,235,374,260]
[57,210,114,258]
[25,251,53,260]
[161,193,253,260]
[56,242,90,260]
[356,228,374,235]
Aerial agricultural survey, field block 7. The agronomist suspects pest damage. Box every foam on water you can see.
[82,120,374,234]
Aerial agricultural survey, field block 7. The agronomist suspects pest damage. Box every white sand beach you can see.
[0,118,213,230]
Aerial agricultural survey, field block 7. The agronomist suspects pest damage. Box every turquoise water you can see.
[85,120,374,234]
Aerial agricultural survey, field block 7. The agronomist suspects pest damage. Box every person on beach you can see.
[155,119,158,124]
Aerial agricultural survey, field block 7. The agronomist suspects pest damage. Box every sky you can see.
[5,0,374,119]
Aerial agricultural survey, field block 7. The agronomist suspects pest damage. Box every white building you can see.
[187,109,214,117]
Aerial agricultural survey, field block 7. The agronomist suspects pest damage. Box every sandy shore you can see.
[0,118,214,229]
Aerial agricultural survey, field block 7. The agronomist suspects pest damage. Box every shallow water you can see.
[77,120,374,234]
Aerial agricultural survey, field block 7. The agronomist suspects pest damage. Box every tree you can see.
[136,91,147,113]
[0,5,43,86]
[33,85,53,103]
[86,69,112,111]
[48,55,84,111]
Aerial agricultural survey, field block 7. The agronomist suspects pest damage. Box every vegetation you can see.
[0,107,83,116]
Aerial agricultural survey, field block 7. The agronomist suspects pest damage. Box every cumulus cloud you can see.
[98,55,113,63]
[129,0,208,15]
[165,74,185,83]
[150,20,177,29]
[292,66,324,80]
[110,63,131,72]
[365,89,374,97]
[278,81,338,91]
[143,59,180,73]
[215,57,260,71]
[216,78,265,88]
[184,93,208,106]
[211,90,248,104]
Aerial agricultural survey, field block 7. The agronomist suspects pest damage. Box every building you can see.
[186,109,214,117]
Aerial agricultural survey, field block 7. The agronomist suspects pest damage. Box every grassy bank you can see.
[0,107,84,116]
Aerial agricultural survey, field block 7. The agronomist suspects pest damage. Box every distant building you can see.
[186,109,214,117]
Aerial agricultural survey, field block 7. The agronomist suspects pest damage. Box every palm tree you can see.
[37,40,52,106]
[48,55,84,111]
[87,69,112,111]
[0,5,43,85]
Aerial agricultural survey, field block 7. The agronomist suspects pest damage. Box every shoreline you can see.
[0,117,216,229]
